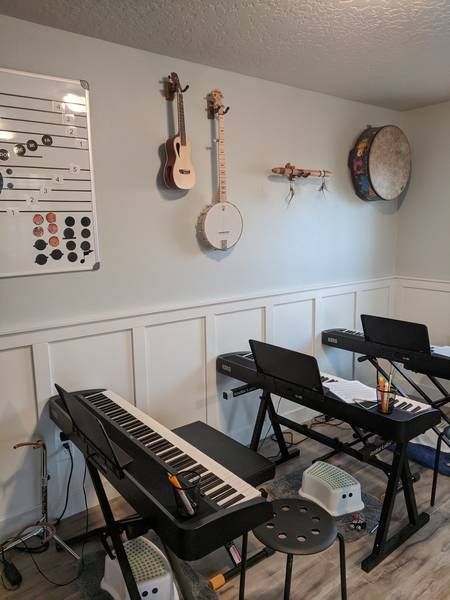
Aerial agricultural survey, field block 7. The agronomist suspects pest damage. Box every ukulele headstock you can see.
[165,72,189,101]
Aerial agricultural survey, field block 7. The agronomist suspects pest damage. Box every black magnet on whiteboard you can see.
[0,149,10,161]
[80,241,90,251]
[34,239,47,250]
[6,168,12,175]
[42,134,53,146]
[64,227,75,239]
[14,144,26,156]
[7,182,13,189]
[66,240,76,251]
[81,228,91,238]
[65,216,75,226]
[50,249,63,260]
[27,139,38,151]
[80,216,91,227]
[35,254,48,265]
[68,252,78,262]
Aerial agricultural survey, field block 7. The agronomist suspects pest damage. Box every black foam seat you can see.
[249,498,347,600]
[174,420,275,486]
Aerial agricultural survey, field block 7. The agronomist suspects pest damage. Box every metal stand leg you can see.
[283,554,293,600]
[250,393,300,465]
[431,431,444,507]
[337,532,347,600]
[239,532,248,600]
[87,463,140,600]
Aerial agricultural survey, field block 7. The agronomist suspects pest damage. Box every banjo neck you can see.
[217,111,227,202]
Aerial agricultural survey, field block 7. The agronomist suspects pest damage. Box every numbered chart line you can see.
[0,115,87,129]
[0,91,86,107]
[0,103,87,117]
[3,165,90,172]
[29,199,93,203]
[3,188,40,191]
[0,141,89,151]
[0,128,88,140]
[19,209,93,213]
[4,176,92,182]
[0,154,44,159]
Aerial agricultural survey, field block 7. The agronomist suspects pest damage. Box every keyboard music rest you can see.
[321,327,450,380]
[49,390,272,561]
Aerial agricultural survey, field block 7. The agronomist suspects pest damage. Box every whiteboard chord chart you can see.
[0,68,100,277]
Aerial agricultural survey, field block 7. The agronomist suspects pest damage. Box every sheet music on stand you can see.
[326,380,377,404]
[0,67,100,277]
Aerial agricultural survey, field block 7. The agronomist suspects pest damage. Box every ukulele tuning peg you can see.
[223,106,230,114]
[181,84,190,93]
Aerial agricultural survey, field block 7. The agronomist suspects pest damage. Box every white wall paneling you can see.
[0,276,394,535]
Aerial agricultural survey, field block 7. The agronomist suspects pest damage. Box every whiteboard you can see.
[0,67,100,277]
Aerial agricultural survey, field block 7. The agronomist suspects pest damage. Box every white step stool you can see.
[299,461,364,517]
[101,536,179,600]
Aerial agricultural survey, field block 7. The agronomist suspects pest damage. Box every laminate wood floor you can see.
[1,421,449,600]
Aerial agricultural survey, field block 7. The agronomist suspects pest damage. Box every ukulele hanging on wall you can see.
[163,72,196,190]
[197,89,243,251]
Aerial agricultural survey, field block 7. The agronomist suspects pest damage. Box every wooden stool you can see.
[240,498,347,600]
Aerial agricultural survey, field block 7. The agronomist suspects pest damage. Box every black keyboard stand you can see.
[248,390,430,573]
[358,354,450,506]
[250,391,300,464]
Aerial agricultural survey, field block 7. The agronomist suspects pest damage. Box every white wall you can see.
[0,16,404,536]
[397,102,450,280]
[0,15,399,334]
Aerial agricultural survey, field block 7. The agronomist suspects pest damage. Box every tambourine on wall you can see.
[348,125,411,202]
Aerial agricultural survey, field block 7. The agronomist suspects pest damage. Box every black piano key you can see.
[403,403,412,411]
[87,393,108,403]
[201,476,223,493]
[115,414,136,426]
[182,465,207,479]
[92,399,115,410]
[411,406,421,413]
[159,448,183,461]
[220,494,244,509]
[125,423,147,436]
[198,472,215,486]
[211,487,237,503]
[169,454,190,469]
[172,456,196,471]
[141,433,161,445]
[393,400,401,406]
[147,440,172,453]
[103,407,125,418]
[208,484,233,500]
[397,402,407,409]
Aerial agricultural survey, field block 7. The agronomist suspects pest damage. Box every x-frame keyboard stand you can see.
[357,354,450,506]
[250,391,428,572]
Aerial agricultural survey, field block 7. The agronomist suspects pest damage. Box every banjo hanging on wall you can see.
[197,89,243,251]
[348,125,411,202]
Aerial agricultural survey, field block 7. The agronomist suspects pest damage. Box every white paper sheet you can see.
[432,345,450,358]
[326,380,377,404]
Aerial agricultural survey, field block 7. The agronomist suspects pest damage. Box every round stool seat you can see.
[253,498,337,556]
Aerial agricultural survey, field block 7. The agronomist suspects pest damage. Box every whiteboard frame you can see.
[0,67,101,278]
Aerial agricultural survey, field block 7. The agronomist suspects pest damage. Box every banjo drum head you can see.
[198,202,243,250]
[349,125,411,201]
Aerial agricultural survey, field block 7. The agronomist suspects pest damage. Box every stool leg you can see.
[431,431,444,507]
[337,532,347,600]
[239,532,248,600]
[284,554,293,600]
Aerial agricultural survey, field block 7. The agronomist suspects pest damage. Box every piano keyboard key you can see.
[83,390,262,509]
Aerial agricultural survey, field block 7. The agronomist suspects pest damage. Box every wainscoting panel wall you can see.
[0,277,394,535]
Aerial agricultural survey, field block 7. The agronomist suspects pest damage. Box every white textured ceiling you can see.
[1,0,450,110]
